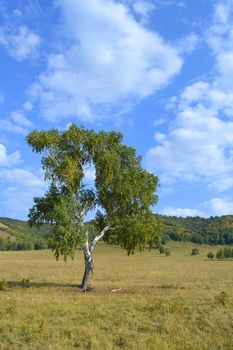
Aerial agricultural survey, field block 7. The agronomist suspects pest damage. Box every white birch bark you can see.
[81,226,110,291]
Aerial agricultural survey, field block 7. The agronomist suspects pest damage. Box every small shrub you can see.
[161,235,169,245]
[216,247,233,259]
[191,248,199,256]
[207,251,214,260]
[0,279,7,290]
[164,248,171,256]
[34,240,48,250]
[215,291,229,306]
[158,245,165,254]
[21,278,30,288]
[216,248,225,259]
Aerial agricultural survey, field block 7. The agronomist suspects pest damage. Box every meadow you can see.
[0,242,232,350]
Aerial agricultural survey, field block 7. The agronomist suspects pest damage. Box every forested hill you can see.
[0,217,50,250]
[157,215,233,245]
[1,215,233,250]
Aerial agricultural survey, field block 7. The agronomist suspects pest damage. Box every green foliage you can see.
[0,217,51,237]
[157,214,233,245]
[27,124,160,260]
[164,248,171,256]
[0,217,50,251]
[223,247,233,259]
[0,279,7,290]
[157,245,170,256]
[207,251,215,260]
[216,247,233,260]
[215,291,229,306]
[0,236,49,252]
[191,248,199,256]
[20,279,30,288]
[158,245,165,254]
[216,248,225,259]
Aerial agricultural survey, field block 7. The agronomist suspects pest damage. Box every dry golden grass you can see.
[0,242,232,349]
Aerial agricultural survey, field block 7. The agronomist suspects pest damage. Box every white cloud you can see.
[11,111,33,127]
[0,144,20,166]
[0,119,28,135]
[146,0,233,192]
[0,25,41,61]
[13,9,22,17]
[153,117,166,127]
[146,105,233,185]
[0,111,33,135]
[0,168,46,218]
[208,176,233,192]
[200,197,233,216]
[207,0,233,54]
[161,197,233,217]
[31,0,183,122]
[23,101,33,111]
[161,207,205,217]
[132,1,155,23]
[0,169,44,188]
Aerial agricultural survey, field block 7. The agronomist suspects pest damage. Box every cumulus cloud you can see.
[132,1,155,23]
[161,197,233,217]
[0,111,33,135]
[0,25,41,61]
[0,168,46,218]
[0,119,28,135]
[146,104,233,186]
[30,0,183,122]
[0,144,20,166]
[161,207,205,217]
[146,0,233,192]
[23,101,33,112]
[10,111,33,127]
[0,168,44,188]
[200,197,233,216]
[13,9,22,17]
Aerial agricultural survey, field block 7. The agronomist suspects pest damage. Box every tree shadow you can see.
[6,280,82,290]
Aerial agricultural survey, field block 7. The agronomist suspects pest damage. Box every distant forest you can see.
[0,217,50,251]
[157,215,233,245]
[0,215,233,251]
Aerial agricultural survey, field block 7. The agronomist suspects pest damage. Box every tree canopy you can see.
[27,124,160,290]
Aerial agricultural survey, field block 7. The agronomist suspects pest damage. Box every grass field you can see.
[0,242,232,350]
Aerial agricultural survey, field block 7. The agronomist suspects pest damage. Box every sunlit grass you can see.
[0,242,232,349]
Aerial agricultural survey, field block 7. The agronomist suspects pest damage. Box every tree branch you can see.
[89,226,110,253]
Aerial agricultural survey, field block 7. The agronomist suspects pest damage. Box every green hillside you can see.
[0,217,50,251]
[157,215,233,245]
[1,214,233,251]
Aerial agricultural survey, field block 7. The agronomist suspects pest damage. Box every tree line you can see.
[0,237,49,251]
[207,247,233,260]
[157,215,233,245]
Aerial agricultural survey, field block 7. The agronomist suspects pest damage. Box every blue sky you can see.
[1,0,233,219]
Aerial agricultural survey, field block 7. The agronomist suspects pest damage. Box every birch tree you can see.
[27,124,160,291]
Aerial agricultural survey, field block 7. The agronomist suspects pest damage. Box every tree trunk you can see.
[80,226,110,292]
[81,245,93,292]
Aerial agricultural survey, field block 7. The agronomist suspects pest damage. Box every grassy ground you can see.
[0,242,232,350]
